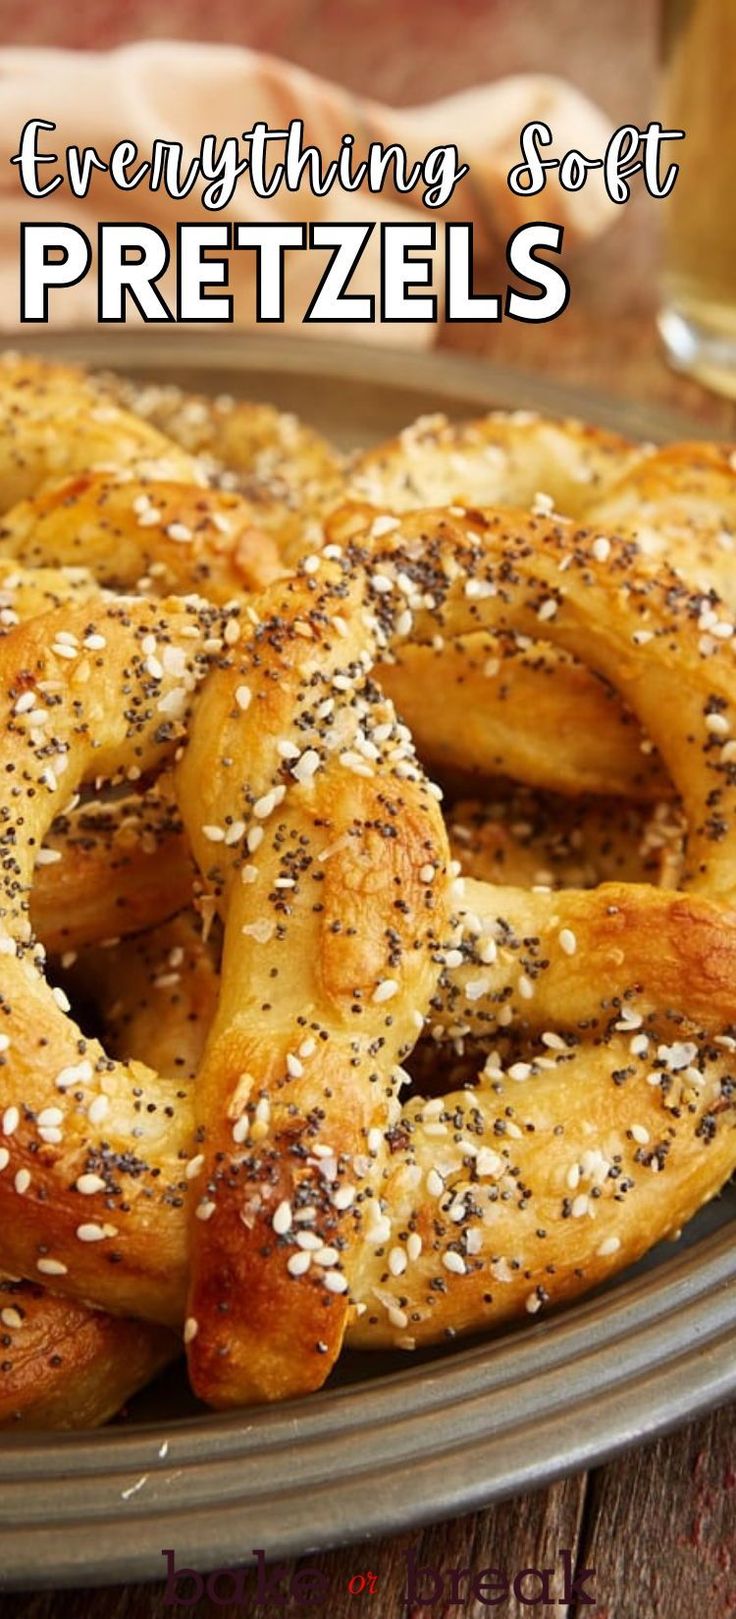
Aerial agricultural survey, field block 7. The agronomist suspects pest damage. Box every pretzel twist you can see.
[3,419,736,1412]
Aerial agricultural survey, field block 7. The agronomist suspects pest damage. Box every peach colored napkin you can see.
[0,41,616,343]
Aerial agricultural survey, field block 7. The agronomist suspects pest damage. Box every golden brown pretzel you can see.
[102,373,346,566]
[32,780,195,955]
[347,410,640,515]
[344,419,736,799]
[344,417,667,799]
[0,355,201,509]
[57,508,736,1386]
[0,472,283,602]
[587,441,736,600]
[316,506,736,1349]
[380,631,666,799]
[0,567,448,1402]
[0,1275,175,1429]
[0,593,233,1326]
[5,502,736,1413]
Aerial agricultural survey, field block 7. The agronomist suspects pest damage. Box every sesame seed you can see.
[76,1222,117,1241]
[287,1251,311,1276]
[272,1200,292,1235]
[372,978,398,1004]
[14,1169,30,1195]
[253,790,278,819]
[296,1231,322,1251]
[388,1306,409,1330]
[465,976,491,1002]
[559,928,577,956]
[313,1247,339,1268]
[292,749,320,785]
[37,1258,67,1277]
[183,1317,199,1344]
[323,1270,348,1293]
[55,1059,93,1091]
[76,1173,107,1195]
[442,1250,466,1276]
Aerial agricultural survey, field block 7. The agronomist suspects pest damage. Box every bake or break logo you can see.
[12,116,682,326]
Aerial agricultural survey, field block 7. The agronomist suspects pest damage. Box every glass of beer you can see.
[659,0,736,396]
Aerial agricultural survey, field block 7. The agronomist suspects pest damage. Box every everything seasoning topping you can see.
[1,361,735,1418]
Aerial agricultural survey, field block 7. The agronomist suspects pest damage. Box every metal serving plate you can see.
[1,331,734,1590]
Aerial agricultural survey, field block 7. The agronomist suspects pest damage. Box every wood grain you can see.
[2,4,736,1618]
[575,1405,736,1619]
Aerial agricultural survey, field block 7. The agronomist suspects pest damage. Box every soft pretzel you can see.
[380,630,666,799]
[0,593,233,1325]
[101,373,346,566]
[587,441,736,600]
[5,396,736,1418]
[32,781,195,955]
[0,472,283,601]
[345,413,663,800]
[0,1275,175,1429]
[344,419,736,799]
[44,508,736,1390]
[314,507,736,1350]
[0,355,202,509]
[347,410,640,515]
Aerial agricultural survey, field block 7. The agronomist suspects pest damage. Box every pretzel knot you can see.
[2,506,736,1410]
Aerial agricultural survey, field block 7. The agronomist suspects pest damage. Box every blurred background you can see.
[2,0,655,113]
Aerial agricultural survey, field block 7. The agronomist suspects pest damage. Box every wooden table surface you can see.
[2,3,736,1615]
